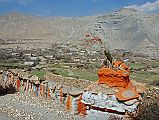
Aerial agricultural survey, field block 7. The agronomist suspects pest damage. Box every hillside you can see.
[0,8,159,57]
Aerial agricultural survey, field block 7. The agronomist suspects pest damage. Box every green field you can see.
[128,60,159,86]
[0,63,31,69]
[51,67,98,81]
[0,59,152,85]
[47,61,159,85]
[72,69,98,81]
[48,63,98,81]
[130,72,159,84]
[32,69,47,79]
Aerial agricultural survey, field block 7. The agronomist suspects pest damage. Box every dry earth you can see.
[0,8,159,57]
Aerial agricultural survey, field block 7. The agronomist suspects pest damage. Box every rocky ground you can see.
[0,92,83,120]
[0,92,124,120]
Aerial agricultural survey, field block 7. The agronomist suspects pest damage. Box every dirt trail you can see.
[0,92,83,120]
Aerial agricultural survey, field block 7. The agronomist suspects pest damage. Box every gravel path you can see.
[0,93,83,120]
[0,93,125,120]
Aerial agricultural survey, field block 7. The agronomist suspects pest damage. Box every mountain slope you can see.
[0,9,159,57]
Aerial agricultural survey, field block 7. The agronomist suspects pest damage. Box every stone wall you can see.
[46,73,93,90]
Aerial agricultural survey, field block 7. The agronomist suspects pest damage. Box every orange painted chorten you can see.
[97,61,145,101]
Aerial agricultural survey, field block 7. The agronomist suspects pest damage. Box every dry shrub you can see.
[151,80,159,86]
[108,114,123,120]
[129,87,159,120]
[5,84,17,94]
[0,84,16,95]
[0,84,5,95]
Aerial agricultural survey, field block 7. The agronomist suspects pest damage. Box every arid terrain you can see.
[0,8,159,58]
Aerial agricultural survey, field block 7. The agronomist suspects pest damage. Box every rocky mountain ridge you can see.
[0,8,159,58]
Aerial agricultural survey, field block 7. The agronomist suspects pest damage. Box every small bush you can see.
[0,84,16,95]
[135,100,159,120]
[151,80,159,86]
[129,87,159,120]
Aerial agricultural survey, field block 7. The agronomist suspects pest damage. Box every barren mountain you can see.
[0,8,159,57]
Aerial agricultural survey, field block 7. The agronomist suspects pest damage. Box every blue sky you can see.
[0,0,158,16]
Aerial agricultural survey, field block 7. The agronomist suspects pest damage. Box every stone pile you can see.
[80,61,145,117]
[82,91,140,113]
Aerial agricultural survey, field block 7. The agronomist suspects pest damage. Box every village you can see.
[0,35,133,69]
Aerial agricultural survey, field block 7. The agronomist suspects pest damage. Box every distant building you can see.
[24,61,34,66]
